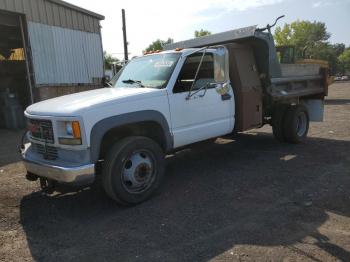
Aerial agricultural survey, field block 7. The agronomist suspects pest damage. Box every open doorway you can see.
[0,10,33,129]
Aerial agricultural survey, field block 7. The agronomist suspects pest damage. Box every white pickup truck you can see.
[21,25,328,205]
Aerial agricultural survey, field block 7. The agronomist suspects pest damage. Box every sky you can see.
[66,0,350,60]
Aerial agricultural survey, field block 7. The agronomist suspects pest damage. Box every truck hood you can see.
[26,87,164,116]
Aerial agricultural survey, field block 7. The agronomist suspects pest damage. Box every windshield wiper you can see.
[122,79,145,87]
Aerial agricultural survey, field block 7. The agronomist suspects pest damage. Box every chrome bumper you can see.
[22,153,95,183]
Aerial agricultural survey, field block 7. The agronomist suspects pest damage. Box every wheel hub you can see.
[135,164,151,182]
[121,150,155,193]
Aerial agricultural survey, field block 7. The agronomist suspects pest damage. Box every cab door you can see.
[167,48,234,148]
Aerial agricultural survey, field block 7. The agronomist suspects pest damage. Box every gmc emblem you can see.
[28,123,39,133]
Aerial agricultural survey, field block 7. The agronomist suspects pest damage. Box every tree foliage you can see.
[274,20,330,58]
[194,29,212,38]
[311,43,345,74]
[104,51,119,70]
[338,48,350,73]
[145,38,173,52]
[274,20,348,74]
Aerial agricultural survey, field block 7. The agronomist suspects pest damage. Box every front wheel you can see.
[102,136,165,205]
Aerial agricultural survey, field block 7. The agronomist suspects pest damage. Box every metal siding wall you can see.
[0,0,101,33]
[28,22,104,85]
[13,0,23,11]
[44,1,54,25]
[31,0,40,21]
[23,0,34,20]
[5,0,15,11]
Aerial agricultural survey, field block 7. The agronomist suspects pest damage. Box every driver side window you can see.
[173,53,214,93]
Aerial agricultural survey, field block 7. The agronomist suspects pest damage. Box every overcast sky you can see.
[66,0,350,60]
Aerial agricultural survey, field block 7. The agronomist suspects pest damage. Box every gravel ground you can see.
[0,82,349,262]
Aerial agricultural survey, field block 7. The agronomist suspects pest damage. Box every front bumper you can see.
[22,148,95,184]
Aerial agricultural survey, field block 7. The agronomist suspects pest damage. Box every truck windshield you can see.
[112,53,181,89]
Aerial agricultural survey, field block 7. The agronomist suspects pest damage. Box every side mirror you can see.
[215,82,230,95]
[103,75,112,87]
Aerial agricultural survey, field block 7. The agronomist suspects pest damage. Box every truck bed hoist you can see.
[21,17,328,205]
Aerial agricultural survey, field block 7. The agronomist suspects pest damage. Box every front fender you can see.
[89,110,173,162]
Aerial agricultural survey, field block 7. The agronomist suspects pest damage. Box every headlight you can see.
[65,122,73,136]
[58,121,82,145]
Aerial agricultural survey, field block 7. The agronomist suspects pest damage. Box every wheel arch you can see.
[90,110,173,163]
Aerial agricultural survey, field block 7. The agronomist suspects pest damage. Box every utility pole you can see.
[122,9,128,62]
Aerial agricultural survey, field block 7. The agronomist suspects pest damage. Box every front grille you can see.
[29,119,54,144]
[34,143,58,160]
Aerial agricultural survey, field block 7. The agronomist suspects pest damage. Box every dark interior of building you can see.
[0,11,30,129]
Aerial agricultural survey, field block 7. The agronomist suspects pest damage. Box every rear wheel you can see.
[272,104,289,142]
[102,136,165,205]
[283,104,309,143]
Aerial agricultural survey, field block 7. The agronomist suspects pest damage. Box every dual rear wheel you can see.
[272,104,309,143]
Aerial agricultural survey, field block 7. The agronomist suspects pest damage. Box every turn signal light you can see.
[72,121,81,139]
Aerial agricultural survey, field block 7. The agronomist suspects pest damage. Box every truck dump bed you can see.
[165,25,328,100]
[165,25,328,131]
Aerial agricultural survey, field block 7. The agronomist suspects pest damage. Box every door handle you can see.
[186,94,202,100]
[221,93,231,101]
[186,84,208,100]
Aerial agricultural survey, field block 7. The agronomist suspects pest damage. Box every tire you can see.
[102,136,165,205]
[272,104,289,142]
[283,104,309,144]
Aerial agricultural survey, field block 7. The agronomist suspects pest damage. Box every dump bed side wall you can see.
[224,43,264,132]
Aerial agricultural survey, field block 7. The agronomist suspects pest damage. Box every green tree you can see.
[338,48,350,74]
[145,38,173,52]
[274,20,330,58]
[274,20,347,74]
[332,43,346,56]
[310,43,346,74]
[104,51,119,70]
[194,29,212,38]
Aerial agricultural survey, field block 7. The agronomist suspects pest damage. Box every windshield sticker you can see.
[154,61,174,68]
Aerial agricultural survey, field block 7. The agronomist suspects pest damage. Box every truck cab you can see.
[22,25,328,205]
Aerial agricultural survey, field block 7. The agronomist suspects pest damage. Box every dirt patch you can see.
[0,82,349,261]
